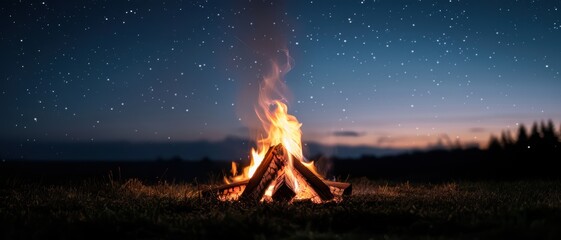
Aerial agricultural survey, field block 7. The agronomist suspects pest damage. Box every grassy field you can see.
[2,178,561,239]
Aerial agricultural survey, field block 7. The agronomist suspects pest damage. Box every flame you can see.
[227,52,317,190]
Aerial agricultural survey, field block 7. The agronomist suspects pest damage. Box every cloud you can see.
[332,131,365,137]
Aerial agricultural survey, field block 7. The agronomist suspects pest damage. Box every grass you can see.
[1,178,561,239]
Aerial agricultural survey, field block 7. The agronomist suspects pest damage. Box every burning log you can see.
[201,180,248,201]
[240,144,286,202]
[205,141,352,203]
[292,157,334,201]
[204,155,351,203]
[271,173,296,202]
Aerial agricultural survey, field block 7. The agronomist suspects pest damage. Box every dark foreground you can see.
[2,178,561,239]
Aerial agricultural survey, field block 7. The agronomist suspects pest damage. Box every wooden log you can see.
[289,168,321,202]
[201,180,249,201]
[324,180,352,197]
[240,144,286,202]
[201,142,350,203]
[272,173,296,202]
[292,157,334,201]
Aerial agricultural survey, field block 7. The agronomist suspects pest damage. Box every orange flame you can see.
[227,52,316,191]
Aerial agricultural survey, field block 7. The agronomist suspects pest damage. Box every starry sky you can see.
[2,0,560,150]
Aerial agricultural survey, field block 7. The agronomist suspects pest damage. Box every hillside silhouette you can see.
[1,119,559,183]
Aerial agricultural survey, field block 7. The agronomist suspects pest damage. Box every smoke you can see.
[235,0,288,60]
[232,1,293,139]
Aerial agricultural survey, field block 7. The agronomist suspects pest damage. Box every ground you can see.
[1,178,561,239]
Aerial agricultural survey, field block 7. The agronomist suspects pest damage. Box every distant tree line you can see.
[488,120,560,154]
[482,120,560,179]
[332,119,561,181]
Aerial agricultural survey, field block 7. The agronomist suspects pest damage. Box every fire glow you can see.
[204,52,351,203]
[227,57,303,184]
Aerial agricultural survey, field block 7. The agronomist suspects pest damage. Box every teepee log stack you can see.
[203,143,352,203]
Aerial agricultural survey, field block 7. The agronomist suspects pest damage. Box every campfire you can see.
[203,53,351,203]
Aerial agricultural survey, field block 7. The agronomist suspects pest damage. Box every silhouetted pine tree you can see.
[488,135,502,152]
[557,122,561,140]
[516,124,529,151]
[541,120,557,151]
[529,123,542,151]
[500,130,514,150]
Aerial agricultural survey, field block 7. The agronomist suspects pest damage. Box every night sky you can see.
[2,0,560,151]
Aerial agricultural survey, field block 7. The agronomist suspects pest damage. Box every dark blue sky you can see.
[2,0,560,149]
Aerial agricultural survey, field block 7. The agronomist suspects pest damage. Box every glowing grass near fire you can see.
[4,178,561,239]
